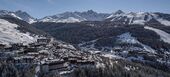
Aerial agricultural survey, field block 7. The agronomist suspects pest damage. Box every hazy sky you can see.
[0,0,170,18]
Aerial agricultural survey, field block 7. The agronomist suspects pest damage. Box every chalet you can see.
[68,59,77,64]
[56,45,61,49]
[4,46,14,51]
[0,44,5,49]
[29,43,42,48]
[37,38,51,44]
[0,57,8,62]
[76,60,95,65]
[23,48,38,54]
[14,50,25,54]
[41,60,70,73]
[68,56,83,60]
[53,43,61,49]
[65,56,88,64]
[27,52,39,56]
[58,44,76,51]
[39,50,49,55]
[11,43,27,50]
[49,61,70,71]
[6,57,14,63]
[13,56,35,63]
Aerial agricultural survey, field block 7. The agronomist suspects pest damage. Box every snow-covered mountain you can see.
[40,10,110,23]
[0,10,170,77]
[0,15,47,45]
[106,10,170,26]
[1,9,170,25]
[39,10,170,25]
[0,18,37,45]
[0,10,36,24]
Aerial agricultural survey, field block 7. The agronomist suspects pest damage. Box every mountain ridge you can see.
[0,10,36,24]
[39,10,110,23]
[1,9,170,25]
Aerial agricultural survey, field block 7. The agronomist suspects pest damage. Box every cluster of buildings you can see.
[0,37,98,75]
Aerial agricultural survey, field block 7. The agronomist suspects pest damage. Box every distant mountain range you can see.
[0,10,36,23]
[40,10,110,23]
[1,10,170,26]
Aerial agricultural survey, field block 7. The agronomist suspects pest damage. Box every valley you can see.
[0,10,170,77]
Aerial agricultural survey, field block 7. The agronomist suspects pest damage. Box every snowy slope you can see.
[57,17,81,23]
[0,10,36,24]
[0,19,36,45]
[117,32,156,53]
[41,17,82,23]
[117,32,138,44]
[144,26,170,44]
[106,10,170,26]
[157,19,170,26]
[78,32,155,53]
[107,11,153,25]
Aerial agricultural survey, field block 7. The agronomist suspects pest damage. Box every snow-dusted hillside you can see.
[78,32,155,53]
[0,19,36,45]
[106,10,170,26]
[0,10,36,24]
[117,32,156,53]
[145,26,170,44]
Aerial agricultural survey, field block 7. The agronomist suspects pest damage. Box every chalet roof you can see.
[0,44,5,46]
[43,60,68,65]
[14,56,34,60]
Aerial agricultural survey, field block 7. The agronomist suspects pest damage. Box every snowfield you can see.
[144,26,170,44]
[156,19,170,26]
[118,32,156,53]
[41,17,82,23]
[117,32,139,44]
[0,19,36,45]
[57,17,81,23]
